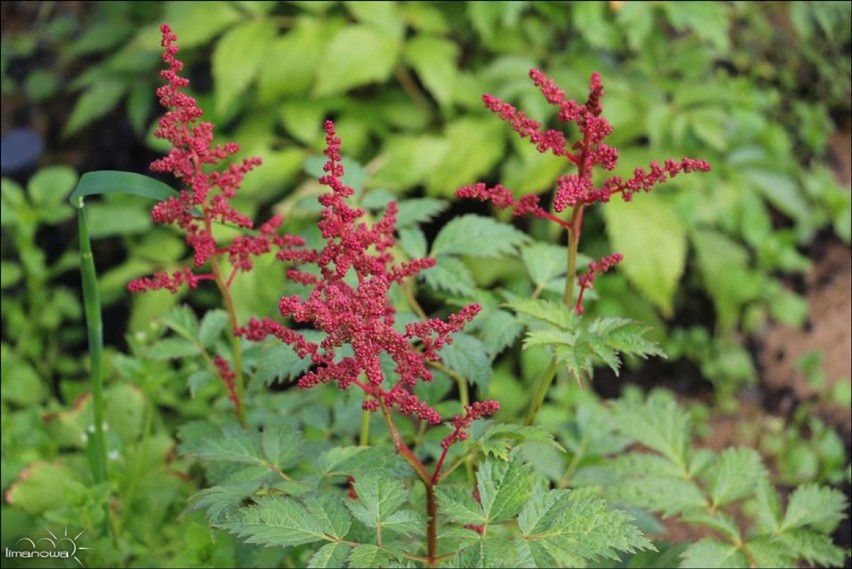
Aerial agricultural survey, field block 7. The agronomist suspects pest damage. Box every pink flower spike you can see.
[241,121,481,430]
[131,24,304,297]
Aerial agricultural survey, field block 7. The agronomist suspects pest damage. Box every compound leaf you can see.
[610,390,691,469]
[679,539,748,568]
[346,473,408,531]
[308,542,351,569]
[435,487,485,526]
[477,453,537,525]
[781,484,847,531]
[222,493,350,548]
[519,489,653,566]
[709,448,767,508]
[440,333,491,390]
[431,214,528,258]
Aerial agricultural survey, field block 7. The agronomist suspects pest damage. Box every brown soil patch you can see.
[756,118,852,440]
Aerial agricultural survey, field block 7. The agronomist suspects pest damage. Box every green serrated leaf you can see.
[382,509,425,536]
[709,448,766,508]
[199,309,230,348]
[611,390,691,469]
[522,328,576,350]
[440,333,491,390]
[477,453,537,525]
[347,544,394,569]
[246,340,311,386]
[396,198,448,228]
[505,298,575,330]
[584,333,621,374]
[29,165,78,208]
[426,118,506,197]
[191,424,302,483]
[679,539,748,568]
[431,214,528,258]
[164,2,242,49]
[258,17,329,101]
[451,535,518,569]
[742,169,808,223]
[753,479,782,533]
[188,369,214,398]
[398,227,428,259]
[160,304,199,339]
[346,472,408,530]
[435,487,485,526]
[421,256,477,297]
[308,542,351,569]
[222,493,350,548]
[474,422,563,460]
[147,338,200,360]
[744,536,795,569]
[316,446,407,479]
[780,484,848,531]
[681,511,742,543]
[519,489,653,566]
[692,228,761,333]
[593,318,664,359]
[609,475,708,518]
[371,135,450,191]
[346,1,404,40]
[521,242,568,289]
[774,529,844,568]
[188,480,261,523]
[478,309,523,357]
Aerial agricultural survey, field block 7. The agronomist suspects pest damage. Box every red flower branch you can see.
[238,121,498,566]
[129,25,304,427]
[457,69,711,315]
[128,24,301,295]
[576,253,623,314]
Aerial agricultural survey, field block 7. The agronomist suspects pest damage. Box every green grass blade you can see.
[69,170,177,209]
[77,203,108,483]
[70,170,176,483]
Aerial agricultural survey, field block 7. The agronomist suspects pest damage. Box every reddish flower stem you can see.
[377,397,437,567]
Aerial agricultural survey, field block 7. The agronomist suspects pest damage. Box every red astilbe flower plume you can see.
[457,69,711,217]
[457,69,710,314]
[238,121,497,438]
[128,24,302,294]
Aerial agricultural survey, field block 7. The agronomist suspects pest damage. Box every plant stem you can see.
[77,205,108,484]
[377,398,437,566]
[524,199,586,425]
[455,376,476,485]
[359,406,371,446]
[563,205,585,307]
[210,254,247,428]
[425,483,438,567]
[524,361,558,426]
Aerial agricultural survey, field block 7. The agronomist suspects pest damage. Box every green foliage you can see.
[517,489,654,567]
[570,389,848,569]
[507,298,664,385]
[603,193,686,317]
[3,2,850,568]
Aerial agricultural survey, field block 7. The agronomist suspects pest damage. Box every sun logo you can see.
[5,527,93,567]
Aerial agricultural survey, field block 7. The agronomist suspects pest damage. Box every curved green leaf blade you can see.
[69,170,177,209]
